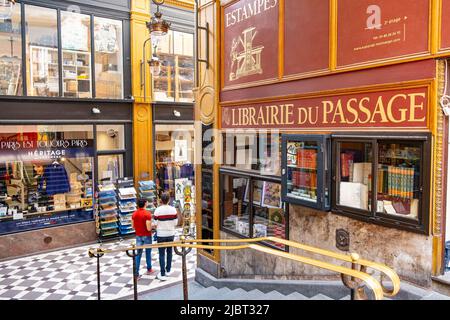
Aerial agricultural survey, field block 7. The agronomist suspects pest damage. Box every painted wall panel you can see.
[337,0,429,67]
[222,0,279,88]
[284,0,329,76]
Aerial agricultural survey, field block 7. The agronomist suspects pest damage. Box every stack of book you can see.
[297,148,318,169]
[377,165,417,199]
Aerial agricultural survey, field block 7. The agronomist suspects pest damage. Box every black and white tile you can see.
[0,235,197,300]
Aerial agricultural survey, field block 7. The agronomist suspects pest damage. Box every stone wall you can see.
[0,222,97,261]
[219,205,433,287]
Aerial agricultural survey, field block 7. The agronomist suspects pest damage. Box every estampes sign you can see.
[224,0,278,28]
[221,87,429,129]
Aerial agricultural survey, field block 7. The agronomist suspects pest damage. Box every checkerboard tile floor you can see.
[0,237,197,300]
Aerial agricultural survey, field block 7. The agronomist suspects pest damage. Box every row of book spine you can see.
[377,165,416,199]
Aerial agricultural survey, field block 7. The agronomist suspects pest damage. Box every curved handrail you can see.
[88,237,400,300]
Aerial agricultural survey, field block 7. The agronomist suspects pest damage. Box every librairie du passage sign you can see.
[221,86,429,129]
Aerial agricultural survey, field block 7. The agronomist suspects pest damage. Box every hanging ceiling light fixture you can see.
[148,45,161,77]
[147,0,171,37]
[0,0,15,20]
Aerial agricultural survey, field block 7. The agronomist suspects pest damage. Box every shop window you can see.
[222,130,281,175]
[61,11,92,98]
[94,17,123,99]
[98,154,123,182]
[0,4,22,96]
[337,141,373,213]
[221,170,288,250]
[376,142,422,221]
[155,124,195,200]
[153,30,194,103]
[332,134,431,234]
[0,125,95,235]
[25,5,59,97]
[96,124,125,151]
[281,135,331,211]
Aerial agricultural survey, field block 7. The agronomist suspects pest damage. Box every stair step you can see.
[190,286,224,300]
[261,290,287,300]
[243,289,269,300]
[218,288,249,300]
[284,292,309,300]
[421,292,450,300]
[310,293,334,300]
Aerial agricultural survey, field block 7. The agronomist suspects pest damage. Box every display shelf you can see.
[116,178,137,236]
[282,134,331,211]
[96,182,120,239]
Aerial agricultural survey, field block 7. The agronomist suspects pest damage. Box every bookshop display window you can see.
[221,170,288,250]
[0,125,95,235]
[222,130,281,175]
[155,124,195,200]
[332,133,431,234]
[94,17,124,99]
[61,11,92,98]
[0,4,22,96]
[281,135,331,211]
[25,5,59,97]
[153,30,194,103]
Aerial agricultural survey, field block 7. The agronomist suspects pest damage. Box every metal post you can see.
[341,253,368,300]
[126,247,139,301]
[96,254,101,301]
[88,248,104,301]
[182,247,188,301]
[175,236,192,301]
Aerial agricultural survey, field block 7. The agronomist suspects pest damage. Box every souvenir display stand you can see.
[117,178,137,236]
[96,181,119,240]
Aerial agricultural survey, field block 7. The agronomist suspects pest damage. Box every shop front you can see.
[0,0,132,259]
[195,0,450,287]
[154,103,195,202]
[149,3,196,205]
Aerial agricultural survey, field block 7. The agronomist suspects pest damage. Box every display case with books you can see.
[331,133,431,235]
[281,135,331,211]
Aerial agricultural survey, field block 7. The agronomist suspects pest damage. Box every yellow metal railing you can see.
[88,237,400,301]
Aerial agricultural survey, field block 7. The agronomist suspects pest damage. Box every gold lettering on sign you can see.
[346,98,359,124]
[225,90,428,128]
[358,97,372,124]
[322,101,334,124]
[408,93,426,122]
[371,96,389,123]
[386,94,407,123]
[225,0,278,28]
